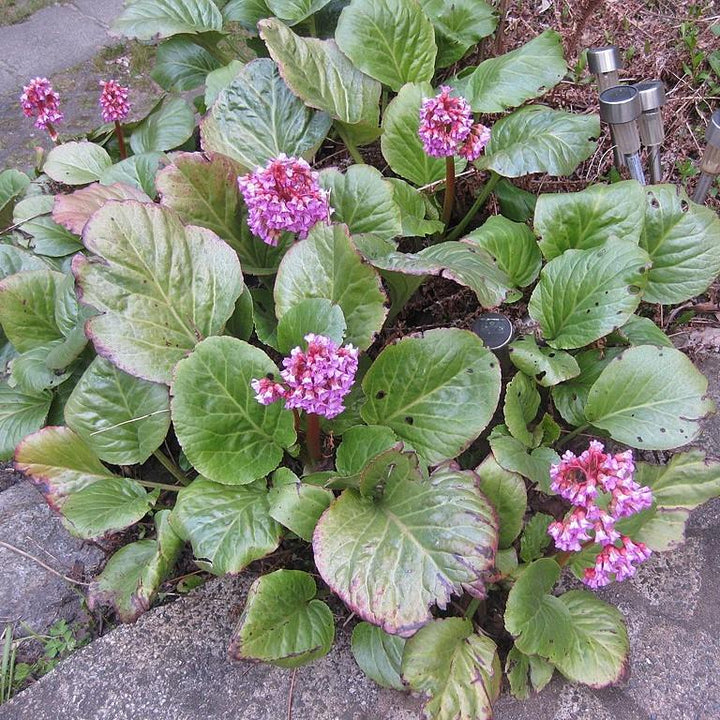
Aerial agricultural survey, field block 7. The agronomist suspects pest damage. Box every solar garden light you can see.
[692,110,720,204]
[472,312,514,375]
[588,46,624,168]
[633,80,666,184]
[599,85,646,185]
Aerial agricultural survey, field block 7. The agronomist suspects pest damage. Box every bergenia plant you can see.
[1,0,720,718]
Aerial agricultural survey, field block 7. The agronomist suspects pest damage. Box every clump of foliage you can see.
[2,1,720,718]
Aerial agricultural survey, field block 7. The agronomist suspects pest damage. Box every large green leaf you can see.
[13,195,83,257]
[504,559,572,663]
[463,215,541,288]
[319,166,400,241]
[0,381,51,460]
[477,107,599,177]
[53,182,151,236]
[274,223,387,350]
[0,169,30,229]
[534,181,646,260]
[463,31,565,113]
[553,590,629,688]
[476,454,527,548]
[267,468,333,542]
[314,464,498,636]
[74,201,243,384]
[100,153,166,197]
[585,345,715,450]
[0,245,47,280]
[361,329,501,465]
[275,298,346,354]
[200,58,332,169]
[503,372,540,449]
[267,0,332,23]
[505,647,554,700]
[640,184,720,304]
[519,513,553,563]
[381,82,465,187]
[204,60,245,107]
[64,357,171,466]
[335,424,398,475]
[616,506,690,553]
[43,142,113,185]
[228,569,334,667]
[607,314,673,348]
[172,337,296,484]
[489,428,559,492]
[335,0,436,92]
[0,269,64,352]
[259,18,380,127]
[351,622,406,691]
[88,510,183,622]
[14,427,156,539]
[170,477,282,574]
[402,618,501,720]
[418,0,496,67]
[386,178,444,237]
[129,96,195,154]
[156,152,286,275]
[222,0,270,28]
[508,336,580,387]
[112,0,223,40]
[529,239,650,349]
[151,36,223,91]
[8,342,73,394]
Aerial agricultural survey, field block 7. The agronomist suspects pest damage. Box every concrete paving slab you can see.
[69,0,125,28]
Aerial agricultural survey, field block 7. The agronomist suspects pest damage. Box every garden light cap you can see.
[633,80,666,111]
[599,86,642,125]
[587,46,622,75]
[706,110,720,148]
[472,313,514,350]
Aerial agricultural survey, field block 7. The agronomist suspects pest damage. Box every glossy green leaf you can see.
[275,298,346,354]
[130,96,195,154]
[319,166,400,240]
[607,315,673,348]
[8,341,72,394]
[351,622,405,691]
[250,287,279,349]
[519,513,553,563]
[267,0,332,23]
[14,427,156,538]
[504,559,572,662]
[463,31,565,113]
[222,0,270,28]
[201,58,332,169]
[335,424,398,476]
[74,201,243,384]
[616,506,689,552]
[554,590,629,688]
[534,180,645,260]
[361,329,501,465]
[381,82,465,186]
[585,345,715,450]
[0,169,30,229]
[476,454,527,548]
[151,36,223,91]
[463,215,541,288]
[328,447,420,498]
[640,184,720,304]
[112,0,223,40]
[314,465,497,636]
[172,337,296,485]
[43,142,112,185]
[529,239,650,349]
[88,510,183,622]
[52,182,151,236]
[259,18,380,126]
[170,477,281,574]
[274,223,387,350]
[495,178,537,223]
[335,0,436,92]
[0,245,47,280]
[0,381,51,460]
[204,60,245,107]
[387,178,444,237]
[100,153,166,197]
[268,468,333,541]
[64,357,170,465]
[402,618,501,720]
[478,106,599,177]
[489,429,559,492]
[13,195,82,256]
[503,372,540,448]
[229,569,334,667]
[505,647,554,700]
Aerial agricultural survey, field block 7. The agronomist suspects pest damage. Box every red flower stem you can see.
[442,156,455,227]
[45,122,59,144]
[306,413,322,466]
[114,120,127,160]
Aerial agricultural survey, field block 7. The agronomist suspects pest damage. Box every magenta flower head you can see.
[251,334,359,419]
[237,154,331,246]
[99,80,130,123]
[418,86,474,158]
[20,77,63,139]
[547,441,653,588]
[458,122,492,161]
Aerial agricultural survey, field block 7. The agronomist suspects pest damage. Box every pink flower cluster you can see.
[418,86,491,161]
[251,334,358,419]
[237,155,331,246]
[548,441,653,589]
[99,80,130,123]
[20,77,63,137]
